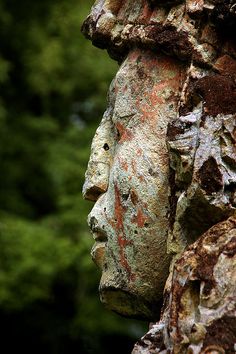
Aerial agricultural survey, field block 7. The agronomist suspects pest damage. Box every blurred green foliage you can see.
[0,0,146,353]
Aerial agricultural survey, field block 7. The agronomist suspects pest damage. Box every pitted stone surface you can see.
[84,49,186,319]
[82,0,236,351]
[82,0,236,65]
[132,216,236,353]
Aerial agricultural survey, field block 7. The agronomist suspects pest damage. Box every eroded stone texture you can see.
[132,216,236,353]
[167,109,236,254]
[82,0,236,65]
[83,49,186,320]
[82,0,236,351]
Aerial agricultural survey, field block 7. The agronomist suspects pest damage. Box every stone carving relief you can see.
[82,0,236,352]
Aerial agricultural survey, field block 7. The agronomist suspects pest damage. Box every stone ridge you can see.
[82,0,236,66]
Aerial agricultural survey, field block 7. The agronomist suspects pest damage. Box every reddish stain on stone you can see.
[138,175,145,182]
[118,157,128,171]
[114,183,126,232]
[138,75,181,123]
[131,159,137,174]
[118,233,133,274]
[150,88,165,105]
[138,1,152,24]
[114,183,135,280]
[116,122,133,143]
[137,148,143,156]
[132,207,148,228]
[130,189,139,205]
[140,108,152,123]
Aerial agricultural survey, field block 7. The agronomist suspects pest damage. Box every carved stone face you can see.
[83,48,185,319]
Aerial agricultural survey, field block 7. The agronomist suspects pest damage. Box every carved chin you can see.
[99,283,162,321]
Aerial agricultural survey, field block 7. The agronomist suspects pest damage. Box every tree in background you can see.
[0,0,146,353]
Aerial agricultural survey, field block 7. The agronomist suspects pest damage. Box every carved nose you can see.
[82,161,109,201]
[83,185,106,202]
[82,110,114,202]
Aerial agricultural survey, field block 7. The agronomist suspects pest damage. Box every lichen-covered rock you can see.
[82,0,236,65]
[167,108,236,254]
[82,0,236,351]
[83,48,185,319]
[132,216,236,353]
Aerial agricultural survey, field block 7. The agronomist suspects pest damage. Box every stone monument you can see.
[82,1,236,352]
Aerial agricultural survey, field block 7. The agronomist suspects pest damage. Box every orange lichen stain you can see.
[118,234,135,280]
[114,183,135,281]
[132,207,148,228]
[118,234,133,274]
[138,175,145,182]
[138,0,152,23]
[153,81,168,92]
[150,90,165,105]
[141,53,174,73]
[139,104,156,124]
[106,216,116,229]
[137,148,143,156]
[138,73,183,124]
[116,122,133,143]
[131,159,137,174]
[118,157,128,171]
[114,183,126,231]
[137,208,148,228]
[154,55,181,75]
[149,80,176,106]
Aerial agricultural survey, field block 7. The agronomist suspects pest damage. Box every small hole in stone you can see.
[134,230,138,234]
[104,207,106,212]
[103,143,109,151]
[122,193,129,201]
[224,182,236,193]
[104,263,108,271]
[116,129,121,141]
[144,223,149,227]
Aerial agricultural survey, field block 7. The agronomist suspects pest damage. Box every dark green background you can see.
[0,0,147,353]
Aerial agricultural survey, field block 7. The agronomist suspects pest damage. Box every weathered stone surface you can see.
[83,48,185,319]
[82,0,236,65]
[167,110,236,254]
[132,216,236,353]
[82,0,236,351]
